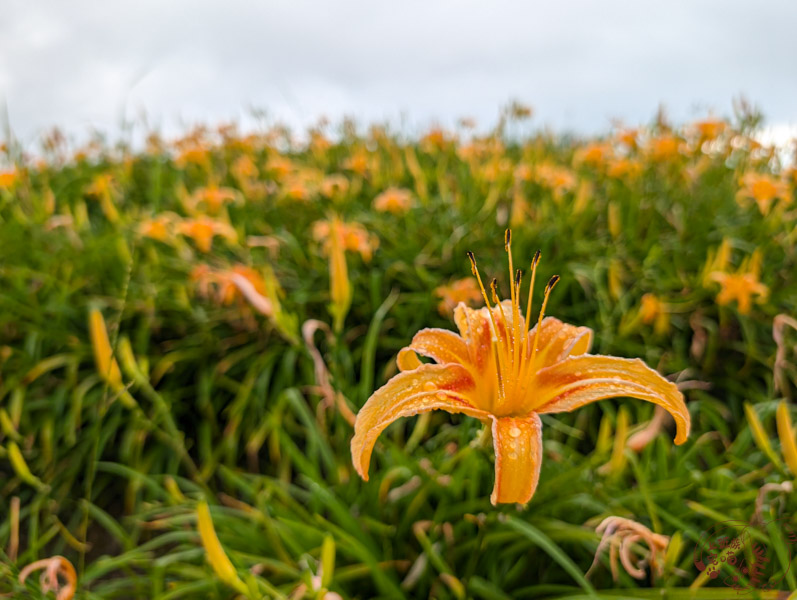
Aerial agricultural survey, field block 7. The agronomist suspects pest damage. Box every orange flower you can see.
[192,264,268,306]
[615,129,638,150]
[231,155,259,182]
[434,278,483,316]
[313,219,378,261]
[138,214,176,242]
[710,250,768,315]
[265,155,294,181]
[175,146,211,170]
[373,187,413,214]
[693,118,727,141]
[343,150,369,177]
[0,169,17,189]
[352,232,690,505]
[606,158,642,180]
[736,172,790,215]
[320,174,349,199]
[646,135,681,162]
[574,143,613,168]
[184,185,240,215]
[535,163,577,199]
[420,128,450,153]
[177,217,237,253]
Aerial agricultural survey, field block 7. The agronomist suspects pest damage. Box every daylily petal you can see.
[397,348,422,372]
[453,303,494,372]
[408,328,471,367]
[530,317,593,364]
[532,355,690,444]
[351,364,487,480]
[490,414,543,505]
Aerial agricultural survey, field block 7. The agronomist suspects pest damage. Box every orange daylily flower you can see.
[138,213,176,242]
[373,187,413,214]
[320,174,349,199]
[184,185,241,215]
[343,150,370,177]
[710,249,768,315]
[177,217,237,253]
[693,118,727,141]
[265,156,294,180]
[313,219,379,261]
[352,232,690,505]
[535,163,577,200]
[606,158,642,180]
[615,128,638,150]
[646,134,681,162]
[0,169,17,189]
[434,278,483,316]
[574,143,613,168]
[736,172,790,215]
[231,155,258,182]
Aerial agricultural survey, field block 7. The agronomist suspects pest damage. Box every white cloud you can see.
[1,0,796,145]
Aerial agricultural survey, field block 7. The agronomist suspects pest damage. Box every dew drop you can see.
[436,392,448,400]
[508,452,518,460]
[509,426,522,438]
[423,382,437,392]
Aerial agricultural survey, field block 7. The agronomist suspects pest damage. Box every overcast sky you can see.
[2,0,797,147]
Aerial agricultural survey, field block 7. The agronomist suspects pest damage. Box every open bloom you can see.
[736,172,790,216]
[434,278,483,316]
[710,249,768,315]
[351,232,690,505]
[374,187,413,214]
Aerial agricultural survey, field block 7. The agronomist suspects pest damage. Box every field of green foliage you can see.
[1,103,797,599]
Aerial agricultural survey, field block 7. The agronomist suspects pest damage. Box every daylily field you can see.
[1,103,797,599]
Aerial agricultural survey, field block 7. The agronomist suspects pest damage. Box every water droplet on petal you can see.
[508,451,518,460]
[423,382,437,392]
[509,426,522,438]
[436,391,448,401]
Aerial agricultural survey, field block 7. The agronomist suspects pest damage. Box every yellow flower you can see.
[352,232,690,505]
[434,278,483,316]
[736,172,790,216]
[327,216,352,332]
[373,187,413,215]
[639,293,670,335]
[196,500,249,595]
[710,250,768,315]
[701,238,731,288]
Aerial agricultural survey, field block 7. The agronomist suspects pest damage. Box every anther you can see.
[532,249,541,268]
[504,229,512,250]
[466,251,477,274]
[546,275,560,293]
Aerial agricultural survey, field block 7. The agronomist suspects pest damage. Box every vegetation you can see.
[1,103,796,598]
